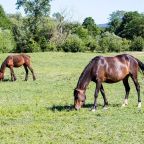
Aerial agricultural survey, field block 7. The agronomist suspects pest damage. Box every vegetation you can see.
[0,1,144,53]
[1,1,144,143]
[0,52,144,143]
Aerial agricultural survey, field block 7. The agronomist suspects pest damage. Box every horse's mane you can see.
[77,56,101,88]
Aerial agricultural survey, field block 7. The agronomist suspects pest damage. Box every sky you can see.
[0,0,144,24]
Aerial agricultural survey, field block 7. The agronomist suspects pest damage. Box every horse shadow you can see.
[47,103,121,112]
[47,105,74,112]
[2,78,11,82]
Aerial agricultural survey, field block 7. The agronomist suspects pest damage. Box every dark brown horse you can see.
[0,54,36,81]
[74,54,144,111]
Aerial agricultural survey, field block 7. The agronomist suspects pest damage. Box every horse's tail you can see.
[134,58,144,72]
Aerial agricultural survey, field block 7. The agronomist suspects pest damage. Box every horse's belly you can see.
[104,72,128,83]
[104,79,121,83]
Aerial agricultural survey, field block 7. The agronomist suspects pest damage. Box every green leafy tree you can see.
[0,28,16,52]
[0,5,12,29]
[109,10,125,22]
[130,36,144,51]
[107,18,121,33]
[116,11,144,39]
[82,17,100,37]
[16,0,52,38]
[107,11,125,33]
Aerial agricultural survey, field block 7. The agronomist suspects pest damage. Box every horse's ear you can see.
[75,88,84,94]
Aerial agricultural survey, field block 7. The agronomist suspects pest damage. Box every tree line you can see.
[0,0,144,53]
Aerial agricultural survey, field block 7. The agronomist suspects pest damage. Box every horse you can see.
[74,54,144,111]
[0,54,36,81]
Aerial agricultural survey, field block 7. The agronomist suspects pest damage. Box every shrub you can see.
[130,36,144,51]
[85,37,100,52]
[61,35,84,52]
[99,32,129,52]
[39,36,47,52]
[27,38,40,52]
[47,41,57,51]
[74,26,89,39]
[0,28,16,53]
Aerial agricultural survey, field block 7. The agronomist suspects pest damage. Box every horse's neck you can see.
[77,78,91,91]
[0,62,6,73]
[77,68,92,91]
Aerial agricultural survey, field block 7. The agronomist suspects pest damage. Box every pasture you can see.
[0,52,144,144]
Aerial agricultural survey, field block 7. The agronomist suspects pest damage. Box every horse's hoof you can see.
[103,106,108,110]
[122,104,125,107]
[121,103,127,107]
[91,109,96,112]
[138,102,141,109]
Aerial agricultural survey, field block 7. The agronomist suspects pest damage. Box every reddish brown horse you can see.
[74,54,144,111]
[0,54,36,81]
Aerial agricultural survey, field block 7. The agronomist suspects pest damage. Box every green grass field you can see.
[0,52,144,144]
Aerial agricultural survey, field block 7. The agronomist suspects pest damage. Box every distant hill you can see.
[98,23,109,28]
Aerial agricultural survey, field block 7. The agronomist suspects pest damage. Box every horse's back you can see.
[91,54,138,83]
[5,54,31,67]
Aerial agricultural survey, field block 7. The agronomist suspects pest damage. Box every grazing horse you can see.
[0,54,36,81]
[74,54,144,111]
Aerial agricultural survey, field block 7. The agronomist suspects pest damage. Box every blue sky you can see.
[0,0,144,24]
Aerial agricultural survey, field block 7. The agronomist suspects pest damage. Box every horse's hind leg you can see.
[23,65,28,81]
[27,65,36,80]
[130,74,141,108]
[100,84,108,109]
[122,75,130,107]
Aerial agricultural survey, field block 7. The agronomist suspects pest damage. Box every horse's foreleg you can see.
[122,76,130,107]
[23,65,28,81]
[92,81,101,111]
[10,67,16,81]
[100,84,108,109]
[27,65,36,81]
[131,75,141,108]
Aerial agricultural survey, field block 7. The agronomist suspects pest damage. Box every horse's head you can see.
[0,72,4,81]
[74,88,86,110]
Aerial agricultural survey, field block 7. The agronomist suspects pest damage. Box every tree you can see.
[0,5,12,29]
[82,17,100,37]
[130,37,144,51]
[107,11,125,33]
[16,0,52,37]
[116,11,144,39]
[109,10,125,22]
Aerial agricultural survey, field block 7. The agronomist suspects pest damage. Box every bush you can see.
[39,36,47,52]
[130,37,144,51]
[61,35,84,52]
[0,28,16,53]
[74,26,89,39]
[99,32,129,52]
[47,41,57,51]
[85,37,100,52]
[27,38,40,52]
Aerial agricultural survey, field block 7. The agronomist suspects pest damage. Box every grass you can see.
[0,52,144,144]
